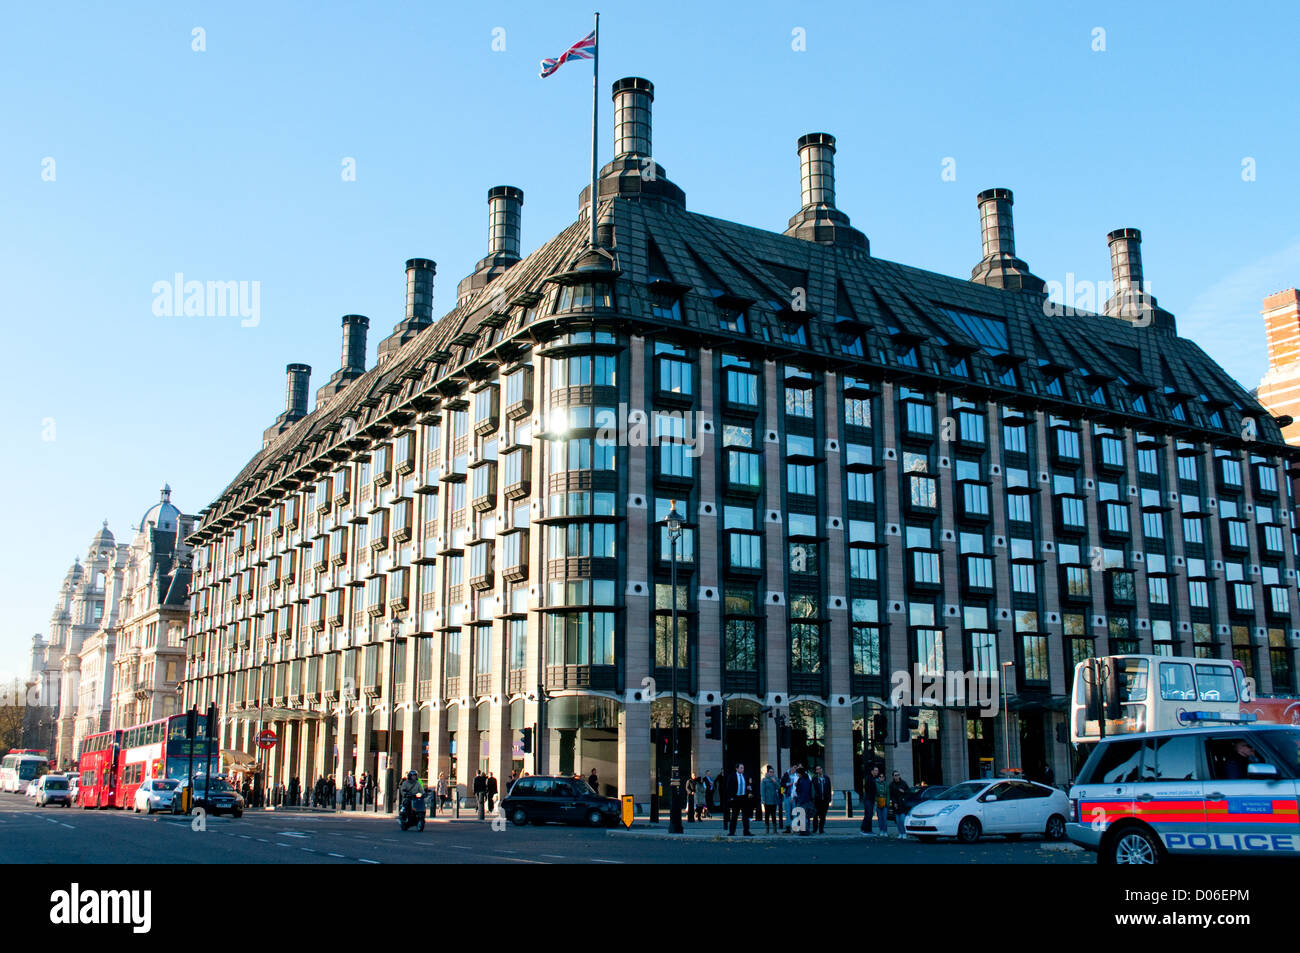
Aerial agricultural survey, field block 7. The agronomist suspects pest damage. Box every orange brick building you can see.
[1256,288,1300,445]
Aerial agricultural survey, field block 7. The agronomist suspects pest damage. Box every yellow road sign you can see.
[621,794,634,829]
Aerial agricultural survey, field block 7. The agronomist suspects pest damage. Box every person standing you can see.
[779,767,795,833]
[436,773,449,810]
[760,765,779,834]
[685,774,697,822]
[889,770,910,839]
[860,765,885,836]
[486,772,499,813]
[473,770,487,819]
[794,766,813,836]
[326,774,336,811]
[725,762,755,836]
[587,769,599,794]
[344,772,356,810]
[812,766,832,834]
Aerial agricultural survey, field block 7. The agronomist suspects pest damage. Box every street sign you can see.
[621,794,634,829]
[257,729,278,750]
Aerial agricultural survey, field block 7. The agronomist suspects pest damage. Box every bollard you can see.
[454,786,461,818]
[649,792,659,824]
[844,790,853,818]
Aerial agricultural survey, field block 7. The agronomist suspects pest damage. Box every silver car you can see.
[133,777,180,814]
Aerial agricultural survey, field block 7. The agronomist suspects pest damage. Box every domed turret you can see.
[138,485,181,534]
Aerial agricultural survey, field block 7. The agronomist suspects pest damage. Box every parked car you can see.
[904,778,1069,843]
[502,776,622,827]
[133,777,180,814]
[188,776,244,817]
[26,778,41,798]
[35,775,73,808]
[897,784,950,819]
[67,774,79,804]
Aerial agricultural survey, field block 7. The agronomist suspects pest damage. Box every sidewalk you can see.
[613,816,889,840]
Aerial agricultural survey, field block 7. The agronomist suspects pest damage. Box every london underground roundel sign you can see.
[257,729,278,750]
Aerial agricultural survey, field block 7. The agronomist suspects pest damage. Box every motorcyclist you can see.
[399,770,423,804]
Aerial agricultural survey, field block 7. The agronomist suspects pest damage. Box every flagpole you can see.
[590,11,599,250]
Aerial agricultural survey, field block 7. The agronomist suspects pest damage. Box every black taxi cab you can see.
[1066,724,1300,863]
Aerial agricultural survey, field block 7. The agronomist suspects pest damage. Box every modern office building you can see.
[182,76,1300,804]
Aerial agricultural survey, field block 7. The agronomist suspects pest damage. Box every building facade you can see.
[107,487,196,732]
[26,523,124,768]
[183,77,1300,806]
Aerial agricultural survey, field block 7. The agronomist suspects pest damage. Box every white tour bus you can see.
[1,751,50,793]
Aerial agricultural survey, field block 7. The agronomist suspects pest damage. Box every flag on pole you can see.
[539,29,596,78]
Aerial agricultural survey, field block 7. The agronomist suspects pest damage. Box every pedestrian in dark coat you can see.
[486,773,499,813]
[889,770,911,839]
[812,766,832,834]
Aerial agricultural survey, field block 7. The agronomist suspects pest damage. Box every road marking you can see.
[591,859,622,864]
[255,838,269,843]
[496,849,517,853]
[540,854,565,859]
[60,823,75,829]
[358,858,379,864]
[328,852,344,858]
[301,848,315,853]
[277,832,309,838]
[276,843,291,847]
[239,834,251,839]
[448,845,471,850]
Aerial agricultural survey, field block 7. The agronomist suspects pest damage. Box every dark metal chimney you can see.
[970,188,1043,293]
[1104,228,1150,322]
[783,132,867,253]
[405,258,436,327]
[285,363,311,419]
[341,314,369,374]
[612,77,653,159]
[486,186,524,260]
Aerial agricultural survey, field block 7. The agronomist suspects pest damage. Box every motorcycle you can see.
[398,791,426,831]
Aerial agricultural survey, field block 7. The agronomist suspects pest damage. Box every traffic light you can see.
[206,703,218,741]
[705,705,722,740]
[520,727,532,754]
[872,713,887,745]
[898,706,920,744]
[186,707,197,741]
[777,724,792,749]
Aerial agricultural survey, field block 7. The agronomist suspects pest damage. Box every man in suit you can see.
[811,765,832,833]
[473,770,488,819]
[486,772,499,813]
[725,762,755,836]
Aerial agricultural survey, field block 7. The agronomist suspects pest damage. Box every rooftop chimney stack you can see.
[487,186,524,260]
[580,76,685,218]
[798,133,837,209]
[341,314,369,374]
[613,77,653,159]
[285,363,311,419]
[405,258,436,327]
[1103,228,1156,324]
[783,132,867,253]
[970,188,1043,293]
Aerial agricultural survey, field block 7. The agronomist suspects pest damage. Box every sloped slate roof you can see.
[193,194,1289,535]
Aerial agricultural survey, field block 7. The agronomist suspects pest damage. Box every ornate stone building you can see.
[183,76,1300,805]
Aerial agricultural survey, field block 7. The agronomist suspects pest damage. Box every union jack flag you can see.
[539,29,595,78]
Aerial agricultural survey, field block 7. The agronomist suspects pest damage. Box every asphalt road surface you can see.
[0,792,1090,864]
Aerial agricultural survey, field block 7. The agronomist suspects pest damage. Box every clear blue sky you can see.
[2,0,1298,681]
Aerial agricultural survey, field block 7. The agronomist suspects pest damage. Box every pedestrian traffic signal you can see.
[705,704,722,740]
[206,703,218,741]
[777,724,792,749]
[872,713,887,744]
[520,727,532,754]
[186,707,197,741]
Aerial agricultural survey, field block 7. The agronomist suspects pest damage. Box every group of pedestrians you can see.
[860,765,914,838]
[471,770,501,818]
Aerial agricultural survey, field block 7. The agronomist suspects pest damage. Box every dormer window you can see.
[555,281,613,312]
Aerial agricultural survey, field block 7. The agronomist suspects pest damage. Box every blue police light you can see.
[1176,709,1258,724]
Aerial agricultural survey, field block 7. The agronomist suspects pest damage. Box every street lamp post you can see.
[386,616,402,812]
[666,500,684,834]
[1000,661,1014,776]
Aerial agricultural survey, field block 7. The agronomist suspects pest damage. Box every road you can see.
[0,792,1091,864]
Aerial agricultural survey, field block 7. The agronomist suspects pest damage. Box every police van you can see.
[1066,724,1300,863]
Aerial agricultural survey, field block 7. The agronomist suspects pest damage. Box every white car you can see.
[133,778,180,814]
[26,778,42,798]
[904,778,1070,843]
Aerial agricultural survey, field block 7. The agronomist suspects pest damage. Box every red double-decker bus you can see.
[75,730,122,808]
[114,712,214,808]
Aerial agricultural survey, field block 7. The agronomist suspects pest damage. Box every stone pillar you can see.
[824,703,855,809]
[619,701,651,808]
[939,709,966,783]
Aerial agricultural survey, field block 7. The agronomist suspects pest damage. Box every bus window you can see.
[1114,658,1149,703]
[1158,662,1196,701]
[1194,664,1238,703]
